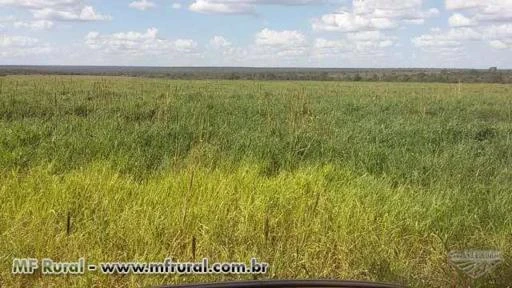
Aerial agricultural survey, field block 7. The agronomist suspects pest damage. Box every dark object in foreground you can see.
[158,280,403,288]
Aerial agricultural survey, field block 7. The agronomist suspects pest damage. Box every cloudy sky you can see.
[0,0,511,68]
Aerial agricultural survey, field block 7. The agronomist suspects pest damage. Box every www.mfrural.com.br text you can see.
[12,258,269,275]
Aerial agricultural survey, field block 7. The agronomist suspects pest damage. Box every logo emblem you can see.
[448,250,503,279]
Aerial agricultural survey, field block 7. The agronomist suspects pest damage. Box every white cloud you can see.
[209,35,247,61]
[445,0,481,11]
[413,1,511,53]
[412,27,482,48]
[204,29,311,64]
[32,6,111,21]
[313,0,439,32]
[253,28,308,57]
[129,0,155,11]
[448,13,476,27]
[208,28,396,63]
[347,30,395,44]
[312,11,396,32]
[313,30,395,58]
[0,0,73,9]
[0,34,52,57]
[190,0,254,14]
[0,34,38,47]
[413,24,512,52]
[192,28,397,65]
[210,35,232,49]
[413,2,512,53]
[255,28,306,47]
[445,0,512,22]
[0,0,111,22]
[13,20,54,30]
[172,3,182,9]
[489,40,508,49]
[189,0,322,14]
[486,24,512,49]
[174,39,198,53]
[85,28,199,56]
[312,38,349,58]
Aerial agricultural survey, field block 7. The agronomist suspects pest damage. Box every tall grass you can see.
[0,76,511,287]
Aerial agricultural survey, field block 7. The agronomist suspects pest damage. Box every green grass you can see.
[0,76,511,287]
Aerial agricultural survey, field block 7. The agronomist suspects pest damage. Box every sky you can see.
[0,0,511,68]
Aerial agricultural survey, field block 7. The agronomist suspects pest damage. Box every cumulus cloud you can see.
[446,0,512,22]
[0,34,52,57]
[189,0,323,14]
[448,13,476,27]
[210,35,232,49]
[312,38,349,58]
[206,29,310,64]
[253,28,308,57]
[411,26,483,58]
[413,27,482,47]
[206,28,395,65]
[413,1,512,53]
[313,0,439,32]
[189,0,254,14]
[255,28,306,47]
[486,24,512,49]
[413,24,512,52]
[129,0,155,11]
[32,6,111,21]
[313,30,395,58]
[174,39,198,53]
[0,0,111,22]
[85,28,199,56]
[347,30,394,46]
[209,35,250,61]
[13,20,54,30]
[489,40,508,49]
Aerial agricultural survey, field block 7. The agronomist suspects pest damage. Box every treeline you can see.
[1,66,511,84]
[217,70,511,83]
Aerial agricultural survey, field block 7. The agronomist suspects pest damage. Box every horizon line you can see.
[0,65,508,71]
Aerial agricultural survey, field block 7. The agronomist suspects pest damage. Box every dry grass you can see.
[0,76,511,287]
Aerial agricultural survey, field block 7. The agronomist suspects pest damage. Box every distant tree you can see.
[490,72,504,83]
[319,72,329,81]
[228,72,241,80]
[265,73,277,80]
[417,72,427,80]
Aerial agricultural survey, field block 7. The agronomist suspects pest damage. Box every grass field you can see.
[0,76,511,287]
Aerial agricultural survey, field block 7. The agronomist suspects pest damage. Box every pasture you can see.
[0,76,511,287]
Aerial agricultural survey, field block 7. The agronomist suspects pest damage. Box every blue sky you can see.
[0,0,511,68]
